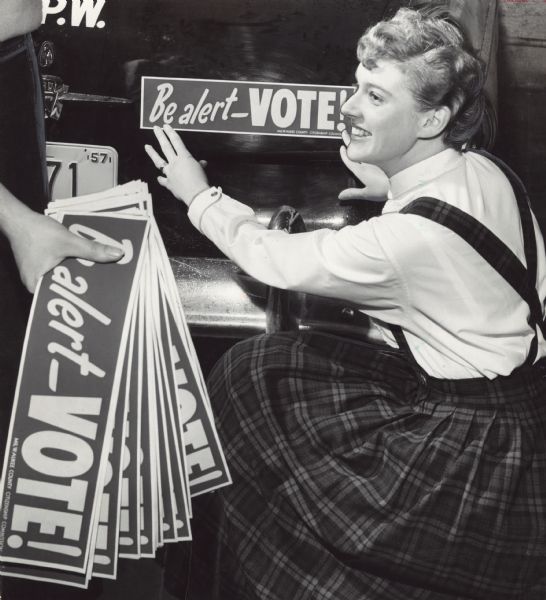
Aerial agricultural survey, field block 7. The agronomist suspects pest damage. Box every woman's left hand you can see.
[338,130,390,202]
[145,124,210,206]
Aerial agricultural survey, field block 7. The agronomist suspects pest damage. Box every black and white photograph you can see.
[0,1,545,598]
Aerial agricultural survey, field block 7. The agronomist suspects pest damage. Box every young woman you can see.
[146,8,546,599]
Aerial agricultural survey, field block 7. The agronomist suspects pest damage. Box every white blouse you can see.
[188,149,546,379]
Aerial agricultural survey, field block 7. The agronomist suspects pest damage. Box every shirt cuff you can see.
[187,186,223,231]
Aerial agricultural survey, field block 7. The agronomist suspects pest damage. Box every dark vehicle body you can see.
[36,0,546,369]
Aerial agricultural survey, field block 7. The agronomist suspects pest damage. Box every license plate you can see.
[46,142,118,201]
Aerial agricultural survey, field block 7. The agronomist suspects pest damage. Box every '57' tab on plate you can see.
[46,143,118,201]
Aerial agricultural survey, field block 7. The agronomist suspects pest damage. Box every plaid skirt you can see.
[186,330,546,600]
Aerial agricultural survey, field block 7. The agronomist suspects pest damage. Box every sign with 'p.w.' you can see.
[140,77,352,139]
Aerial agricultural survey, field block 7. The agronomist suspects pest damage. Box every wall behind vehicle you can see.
[495,0,546,226]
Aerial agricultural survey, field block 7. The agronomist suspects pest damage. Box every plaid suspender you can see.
[392,152,545,368]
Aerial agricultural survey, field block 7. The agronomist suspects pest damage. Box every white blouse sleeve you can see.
[187,187,406,314]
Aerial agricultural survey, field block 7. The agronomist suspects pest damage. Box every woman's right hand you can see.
[144,124,210,206]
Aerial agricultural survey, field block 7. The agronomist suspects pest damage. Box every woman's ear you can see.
[418,106,451,139]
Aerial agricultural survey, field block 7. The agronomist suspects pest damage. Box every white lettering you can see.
[189,469,223,487]
[48,342,106,378]
[149,83,176,124]
[16,478,88,512]
[209,101,225,122]
[249,88,272,127]
[222,88,239,120]
[51,265,88,295]
[47,298,84,329]
[22,430,94,478]
[177,389,196,425]
[198,102,213,124]
[70,0,106,28]
[49,282,111,326]
[297,90,317,129]
[28,394,102,440]
[178,103,193,125]
[184,420,207,452]
[68,223,133,266]
[11,505,83,541]
[48,319,85,352]
[186,447,215,475]
[271,89,297,129]
[317,91,336,131]
[42,0,68,22]
[190,89,210,125]
[28,539,82,556]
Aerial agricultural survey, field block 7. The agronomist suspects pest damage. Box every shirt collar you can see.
[387,148,463,203]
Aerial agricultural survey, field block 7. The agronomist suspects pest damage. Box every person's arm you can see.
[145,125,403,313]
[187,186,402,306]
[0,182,124,292]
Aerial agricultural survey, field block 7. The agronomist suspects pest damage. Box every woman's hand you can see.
[145,124,210,206]
[338,130,390,202]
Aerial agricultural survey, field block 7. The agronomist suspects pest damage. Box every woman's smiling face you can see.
[341,60,427,177]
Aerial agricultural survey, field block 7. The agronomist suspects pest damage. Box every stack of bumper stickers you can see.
[0,182,230,587]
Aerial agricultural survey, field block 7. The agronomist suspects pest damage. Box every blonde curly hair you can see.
[357,8,485,149]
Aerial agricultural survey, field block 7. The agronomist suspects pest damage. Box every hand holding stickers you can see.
[0,181,230,587]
